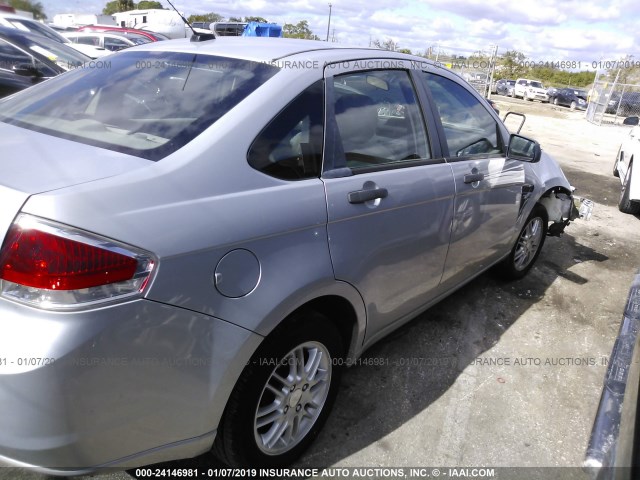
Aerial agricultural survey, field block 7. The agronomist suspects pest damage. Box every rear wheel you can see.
[618,162,640,214]
[497,205,547,280]
[213,311,343,467]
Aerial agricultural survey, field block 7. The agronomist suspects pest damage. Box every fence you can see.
[586,72,640,125]
[425,44,499,98]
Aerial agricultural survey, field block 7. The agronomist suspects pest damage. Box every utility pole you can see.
[326,3,332,42]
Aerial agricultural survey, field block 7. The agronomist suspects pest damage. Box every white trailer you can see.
[52,14,116,27]
[112,9,187,39]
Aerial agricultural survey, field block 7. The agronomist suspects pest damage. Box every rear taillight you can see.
[0,214,156,310]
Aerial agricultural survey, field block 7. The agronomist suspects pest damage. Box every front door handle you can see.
[348,188,388,204]
[464,173,485,184]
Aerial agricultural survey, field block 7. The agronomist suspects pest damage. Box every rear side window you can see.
[248,80,324,180]
[0,52,279,161]
[332,70,430,170]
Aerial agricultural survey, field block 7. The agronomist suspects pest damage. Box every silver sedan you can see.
[0,37,583,473]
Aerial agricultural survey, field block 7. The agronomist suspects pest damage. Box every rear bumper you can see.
[0,297,262,472]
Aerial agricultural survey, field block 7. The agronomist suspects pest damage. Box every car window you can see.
[0,38,32,71]
[332,70,430,170]
[104,36,130,51]
[77,35,99,46]
[19,33,89,71]
[423,72,504,157]
[247,80,323,180]
[5,18,68,44]
[0,52,279,161]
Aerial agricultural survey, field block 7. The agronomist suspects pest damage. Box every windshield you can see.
[122,33,152,44]
[0,51,279,161]
[530,81,543,88]
[23,33,90,70]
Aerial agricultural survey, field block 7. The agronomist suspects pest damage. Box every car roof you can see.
[130,36,430,64]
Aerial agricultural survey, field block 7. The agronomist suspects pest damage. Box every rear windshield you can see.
[0,51,278,160]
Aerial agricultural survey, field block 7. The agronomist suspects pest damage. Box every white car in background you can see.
[0,12,108,58]
[514,78,549,103]
[63,31,151,52]
[613,116,640,214]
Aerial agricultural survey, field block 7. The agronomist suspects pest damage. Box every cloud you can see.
[39,0,639,65]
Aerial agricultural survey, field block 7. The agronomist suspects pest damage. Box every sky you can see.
[39,0,639,70]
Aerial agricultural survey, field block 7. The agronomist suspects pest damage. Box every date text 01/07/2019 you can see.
[0,357,56,366]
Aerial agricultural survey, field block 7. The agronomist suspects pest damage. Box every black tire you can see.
[613,148,621,177]
[213,311,344,467]
[497,205,548,280]
[618,162,640,214]
[570,101,577,111]
[553,97,558,105]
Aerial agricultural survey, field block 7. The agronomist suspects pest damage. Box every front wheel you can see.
[496,205,548,280]
[570,101,577,110]
[619,162,640,214]
[553,97,559,105]
[213,311,344,467]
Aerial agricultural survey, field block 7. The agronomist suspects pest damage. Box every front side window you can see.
[248,80,323,180]
[423,72,504,158]
[0,52,279,161]
[332,70,430,170]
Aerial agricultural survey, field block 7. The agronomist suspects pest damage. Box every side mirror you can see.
[12,63,42,78]
[623,116,639,126]
[507,134,541,163]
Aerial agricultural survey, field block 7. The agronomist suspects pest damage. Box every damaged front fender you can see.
[539,190,594,236]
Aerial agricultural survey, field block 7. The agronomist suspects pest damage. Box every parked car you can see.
[0,12,107,58]
[552,87,588,111]
[78,24,170,42]
[0,25,90,98]
[617,92,640,117]
[546,86,558,99]
[584,272,640,479]
[514,78,549,102]
[63,31,151,52]
[190,21,212,30]
[0,37,587,472]
[613,116,640,214]
[495,78,515,96]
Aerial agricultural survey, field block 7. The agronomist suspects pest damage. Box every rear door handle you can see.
[348,188,388,204]
[464,173,485,183]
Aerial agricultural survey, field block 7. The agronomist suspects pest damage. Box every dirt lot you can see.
[3,97,638,480]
